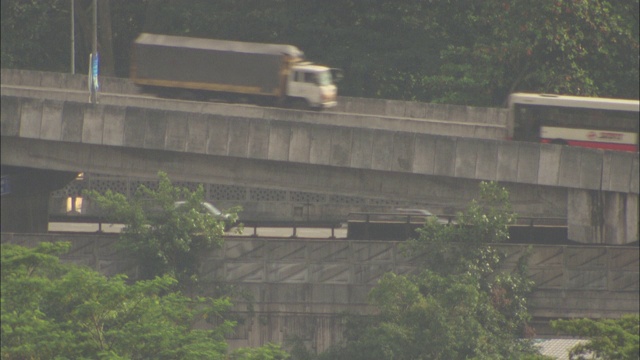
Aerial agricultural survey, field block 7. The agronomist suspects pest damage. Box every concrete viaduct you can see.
[2,69,638,244]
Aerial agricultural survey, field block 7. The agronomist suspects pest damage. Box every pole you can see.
[70,0,75,74]
[90,0,97,104]
[92,0,97,57]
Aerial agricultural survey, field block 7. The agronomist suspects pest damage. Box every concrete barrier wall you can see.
[1,94,637,196]
[0,68,139,94]
[335,96,508,125]
[2,68,507,125]
[1,83,507,141]
[1,68,88,90]
[2,233,638,349]
[2,233,637,301]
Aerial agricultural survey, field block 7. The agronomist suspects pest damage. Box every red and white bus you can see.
[507,93,639,152]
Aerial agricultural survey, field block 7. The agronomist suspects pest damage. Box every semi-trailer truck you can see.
[130,33,339,109]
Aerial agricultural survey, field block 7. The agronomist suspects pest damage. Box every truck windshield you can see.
[316,71,333,86]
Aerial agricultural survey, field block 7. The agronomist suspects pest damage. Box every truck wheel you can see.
[289,98,310,110]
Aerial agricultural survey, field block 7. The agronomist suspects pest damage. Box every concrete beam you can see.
[568,189,639,244]
[1,136,568,219]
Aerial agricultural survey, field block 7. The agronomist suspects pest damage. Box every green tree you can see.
[84,171,240,290]
[1,0,70,72]
[551,315,640,360]
[425,0,639,105]
[316,182,548,360]
[228,342,290,360]
[1,242,236,359]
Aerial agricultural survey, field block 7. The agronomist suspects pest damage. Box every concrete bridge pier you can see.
[0,166,78,233]
[568,189,639,245]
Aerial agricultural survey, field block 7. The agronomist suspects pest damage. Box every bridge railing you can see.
[346,211,568,241]
[48,214,343,238]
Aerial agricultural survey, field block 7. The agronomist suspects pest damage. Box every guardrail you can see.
[48,214,343,238]
[49,214,108,231]
[240,220,343,239]
[49,213,568,242]
[346,212,568,241]
[347,212,454,224]
[347,212,566,225]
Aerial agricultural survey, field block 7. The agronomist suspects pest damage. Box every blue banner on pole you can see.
[92,52,99,92]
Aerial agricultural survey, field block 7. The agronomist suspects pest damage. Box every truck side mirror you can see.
[331,68,344,83]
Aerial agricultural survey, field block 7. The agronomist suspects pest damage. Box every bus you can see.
[507,93,639,152]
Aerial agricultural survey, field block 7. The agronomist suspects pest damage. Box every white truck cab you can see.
[287,64,338,109]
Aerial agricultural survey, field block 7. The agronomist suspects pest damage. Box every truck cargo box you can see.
[131,33,304,96]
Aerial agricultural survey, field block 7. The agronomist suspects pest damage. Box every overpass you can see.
[1,70,638,244]
[2,233,638,351]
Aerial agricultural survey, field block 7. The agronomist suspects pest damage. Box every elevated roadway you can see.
[1,69,638,244]
[0,69,508,140]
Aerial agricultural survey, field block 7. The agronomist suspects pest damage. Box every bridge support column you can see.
[604,192,638,245]
[1,166,78,233]
[568,189,639,245]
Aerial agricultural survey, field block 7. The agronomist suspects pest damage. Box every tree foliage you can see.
[315,182,547,360]
[1,242,290,359]
[2,1,637,105]
[84,171,240,290]
[1,0,70,72]
[1,242,235,359]
[228,342,290,360]
[427,0,640,105]
[551,315,640,360]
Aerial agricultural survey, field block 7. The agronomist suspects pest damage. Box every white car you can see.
[174,201,236,230]
[393,208,452,225]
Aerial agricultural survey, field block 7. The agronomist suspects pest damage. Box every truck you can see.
[130,33,340,109]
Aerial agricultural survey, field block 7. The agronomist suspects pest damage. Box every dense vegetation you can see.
[2,0,638,105]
